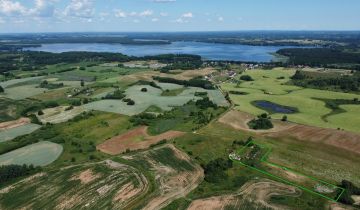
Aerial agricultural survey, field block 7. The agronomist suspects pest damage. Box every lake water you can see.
[24,41,297,62]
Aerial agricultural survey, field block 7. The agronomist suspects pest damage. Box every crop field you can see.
[84,83,228,116]
[0,123,41,142]
[0,76,44,88]
[221,68,360,132]
[0,145,203,210]
[97,126,185,155]
[0,141,63,166]
[37,106,85,124]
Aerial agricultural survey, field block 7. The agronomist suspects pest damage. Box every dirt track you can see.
[142,144,204,210]
[219,110,360,155]
[187,179,300,210]
[97,126,185,155]
[0,118,30,131]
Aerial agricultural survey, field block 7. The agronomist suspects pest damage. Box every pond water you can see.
[253,100,298,114]
[24,41,300,62]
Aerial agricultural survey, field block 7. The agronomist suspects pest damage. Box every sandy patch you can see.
[97,126,185,155]
[141,145,204,210]
[70,169,101,184]
[37,106,85,124]
[0,118,31,131]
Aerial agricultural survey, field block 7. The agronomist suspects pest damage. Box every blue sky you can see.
[0,0,359,33]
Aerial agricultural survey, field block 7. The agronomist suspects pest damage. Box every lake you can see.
[24,41,298,62]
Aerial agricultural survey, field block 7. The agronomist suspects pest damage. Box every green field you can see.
[84,83,228,116]
[0,141,63,166]
[0,124,41,142]
[221,68,360,132]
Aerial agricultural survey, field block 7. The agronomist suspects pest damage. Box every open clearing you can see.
[0,123,41,142]
[219,109,360,155]
[0,141,63,166]
[37,106,85,124]
[221,68,360,132]
[97,126,185,155]
[187,179,299,210]
[84,83,228,116]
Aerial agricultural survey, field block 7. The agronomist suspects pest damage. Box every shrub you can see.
[0,85,4,93]
[281,115,288,121]
[240,75,254,81]
[38,110,44,115]
[141,88,148,92]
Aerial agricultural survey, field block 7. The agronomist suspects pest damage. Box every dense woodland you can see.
[278,48,360,69]
[291,70,360,92]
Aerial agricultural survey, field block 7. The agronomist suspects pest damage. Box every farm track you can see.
[187,179,300,210]
[140,144,204,210]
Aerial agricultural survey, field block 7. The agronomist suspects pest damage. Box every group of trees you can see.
[291,70,360,92]
[39,80,64,90]
[144,54,203,72]
[103,89,126,100]
[0,164,40,184]
[248,113,274,130]
[239,75,254,81]
[203,158,233,183]
[0,85,4,93]
[338,180,360,205]
[153,76,214,89]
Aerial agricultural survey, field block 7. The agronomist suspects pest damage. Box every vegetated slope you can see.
[0,144,203,210]
[219,110,360,155]
[187,179,300,210]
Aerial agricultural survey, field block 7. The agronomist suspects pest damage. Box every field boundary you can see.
[229,141,345,202]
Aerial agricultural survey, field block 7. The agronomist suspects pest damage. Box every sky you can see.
[0,0,359,33]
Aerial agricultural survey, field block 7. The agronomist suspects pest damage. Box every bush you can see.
[281,115,288,122]
[240,75,254,81]
[38,110,44,115]
[0,85,4,93]
[203,158,233,183]
[248,113,273,130]
[141,88,148,92]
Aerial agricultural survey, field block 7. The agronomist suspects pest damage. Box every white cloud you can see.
[29,0,55,17]
[114,9,126,18]
[151,18,159,22]
[0,0,27,16]
[218,16,224,22]
[182,12,193,18]
[64,0,94,19]
[139,10,153,17]
[160,12,168,17]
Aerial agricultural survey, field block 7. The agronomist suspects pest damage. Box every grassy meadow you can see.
[221,68,360,132]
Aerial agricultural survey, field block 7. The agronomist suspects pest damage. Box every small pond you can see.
[253,100,298,114]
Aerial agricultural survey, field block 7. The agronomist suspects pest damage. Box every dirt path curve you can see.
[142,144,204,210]
[187,179,300,210]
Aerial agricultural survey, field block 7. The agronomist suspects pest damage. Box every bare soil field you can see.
[139,145,204,210]
[37,106,85,124]
[187,179,300,210]
[219,110,360,155]
[0,118,30,131]
[97,126,185,155]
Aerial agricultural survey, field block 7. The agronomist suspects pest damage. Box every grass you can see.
[0,124,41,142]
[161,88,187,96]
[221,68,360,132]
[172,120,359,208]
[0,111,131,167]
[0,141,63,166]
[85,83,228,116]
